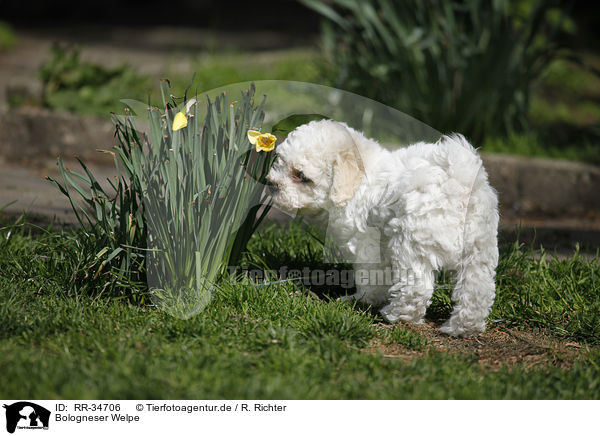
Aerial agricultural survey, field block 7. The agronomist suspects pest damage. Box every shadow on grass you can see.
[244,220,457,325]
[243,220,355,301]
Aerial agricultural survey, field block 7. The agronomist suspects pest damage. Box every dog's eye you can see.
[290,168,312,183]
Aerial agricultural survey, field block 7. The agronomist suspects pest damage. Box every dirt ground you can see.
[368,322,586,371]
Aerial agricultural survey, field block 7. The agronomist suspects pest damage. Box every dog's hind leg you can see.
[439,254,496,337]
[440,178,499,337]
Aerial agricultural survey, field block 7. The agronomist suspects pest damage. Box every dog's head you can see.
[266,120,365,213]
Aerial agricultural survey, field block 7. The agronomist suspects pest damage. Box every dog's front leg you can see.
[379,260,434,325]
[336,227,390,306]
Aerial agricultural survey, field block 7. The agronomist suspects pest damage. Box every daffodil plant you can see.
[49,82,276,316]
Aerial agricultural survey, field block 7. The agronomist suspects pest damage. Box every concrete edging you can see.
[1,107,599,224]
[482,153,600,220]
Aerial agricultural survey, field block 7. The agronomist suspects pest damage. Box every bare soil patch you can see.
[368,322,585,371]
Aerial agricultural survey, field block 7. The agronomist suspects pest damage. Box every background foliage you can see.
[38,44,152,116]
[302,0,573,142]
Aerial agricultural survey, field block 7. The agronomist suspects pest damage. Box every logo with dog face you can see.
[3,402,50,433]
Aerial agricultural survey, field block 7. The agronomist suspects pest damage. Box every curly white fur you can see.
[267,120,499,337]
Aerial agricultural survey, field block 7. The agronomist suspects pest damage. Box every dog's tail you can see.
[434,133,485,189]
[441,133,480,153]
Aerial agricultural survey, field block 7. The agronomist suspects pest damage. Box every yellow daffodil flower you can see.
[247,130,277,152]
[171,99,197,131]
[172,111,188,131]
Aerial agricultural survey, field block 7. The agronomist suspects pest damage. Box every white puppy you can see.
[266,120,499,337]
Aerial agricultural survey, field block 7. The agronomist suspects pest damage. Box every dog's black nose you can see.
[266,179,279,194]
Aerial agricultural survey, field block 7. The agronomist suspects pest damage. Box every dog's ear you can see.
[330,150,364,207]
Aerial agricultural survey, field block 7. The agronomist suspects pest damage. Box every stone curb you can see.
[1,107,599,224]
[0,107,115,167]
[482,153,600,220]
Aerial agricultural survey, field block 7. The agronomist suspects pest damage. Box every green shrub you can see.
[38,44,151,116]
[183,50,326,92]
[0,21,16,50]
[302,0,571,141]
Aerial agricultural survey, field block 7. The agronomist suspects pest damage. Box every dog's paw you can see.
[380,304,424,325]
[439,318,485,337]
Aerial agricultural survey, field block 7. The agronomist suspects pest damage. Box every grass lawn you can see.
[1,217,599,399]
